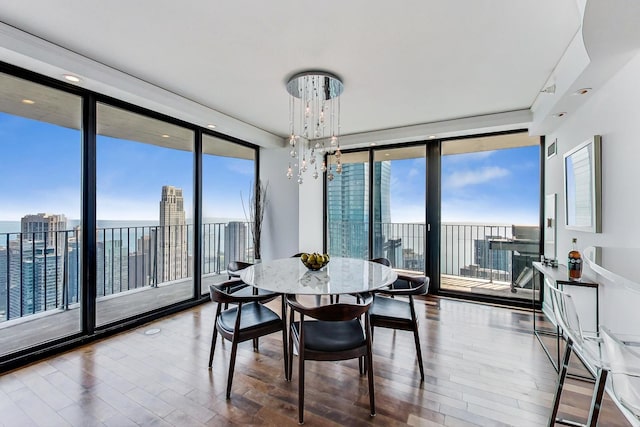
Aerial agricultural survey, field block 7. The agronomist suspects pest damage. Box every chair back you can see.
[370,257,391,267]
[600,326,640,421]
[286,293,373,321]
[227,260,253,273]
[379,274,429,296]
[209,280,275,305]
[546,278,584,342]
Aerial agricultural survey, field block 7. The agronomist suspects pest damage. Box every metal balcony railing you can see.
[328,221,540,283]
[0,222,252,322]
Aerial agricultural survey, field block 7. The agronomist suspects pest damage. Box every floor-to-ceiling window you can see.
[326,132,541,305]
[0,63,259,370]
[371,146,427,270]
[95,103,195,326]
[0,71,82,356]
[439,133,541,303]
[327,151,371,259]
[201,134,255,295]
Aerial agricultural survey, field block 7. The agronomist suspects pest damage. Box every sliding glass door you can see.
[200,134,255,295]
[96,103,194,326]
[0,72,83,356]
[439,133,541,303]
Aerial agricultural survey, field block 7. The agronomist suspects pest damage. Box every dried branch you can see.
[241,180,268,260]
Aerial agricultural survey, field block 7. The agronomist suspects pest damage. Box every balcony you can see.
[329,221,540,300]
[0,223,251,358]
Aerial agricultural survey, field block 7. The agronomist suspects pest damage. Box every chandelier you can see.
[286,71,344,184]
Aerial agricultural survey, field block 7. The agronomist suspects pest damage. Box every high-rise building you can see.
[21,213,67,247]
[8,241,64,319]
[224,221,247,264]
[158,186,188,282]
[327,161,391,259]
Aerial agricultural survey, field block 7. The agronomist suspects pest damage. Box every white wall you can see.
[259,147,299,260]
[544,50,640,335]
[298,174,324,253]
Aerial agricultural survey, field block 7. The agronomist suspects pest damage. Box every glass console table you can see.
[532,261,599,372]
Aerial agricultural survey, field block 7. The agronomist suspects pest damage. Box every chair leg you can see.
[412,326,425,381]
[253,338,259,350]
[226,340,239,399]
[586,368,608,427]
[282,324,289,381]
[548,338,573,426]
[208,327,218,368]
[298,354,305,424]
[367,350,376,417]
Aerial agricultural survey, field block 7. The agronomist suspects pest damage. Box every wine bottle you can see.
[568,238,582,281]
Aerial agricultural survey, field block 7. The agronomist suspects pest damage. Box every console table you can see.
[532,261,599,372]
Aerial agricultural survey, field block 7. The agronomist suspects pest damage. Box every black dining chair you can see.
[227,260,253,279]
[370,257,391,267]
[208,280,288,399]
[286,293,375,424]
[369,274,429,381]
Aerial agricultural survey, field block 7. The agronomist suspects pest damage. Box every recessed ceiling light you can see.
[370,143,376,146]
[161,134,170,138]
[553,112,567,118]
[573,88,591,96]
[385,153,390,156]
[63,74,81,83]
[207,124,216,129]
[428,135,436,139]
[21,99,35,105]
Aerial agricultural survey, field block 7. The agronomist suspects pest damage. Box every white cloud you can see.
[446,166,510,189]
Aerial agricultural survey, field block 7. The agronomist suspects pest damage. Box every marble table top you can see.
[239,257,398,295]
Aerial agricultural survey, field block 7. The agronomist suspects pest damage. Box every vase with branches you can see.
[242,180,268,261]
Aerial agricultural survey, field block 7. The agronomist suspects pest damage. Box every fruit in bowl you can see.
[300,252,330,271]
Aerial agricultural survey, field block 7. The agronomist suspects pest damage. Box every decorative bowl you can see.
[300,252,330,271]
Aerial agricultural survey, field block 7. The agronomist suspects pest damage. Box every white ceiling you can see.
[0,1,581,147]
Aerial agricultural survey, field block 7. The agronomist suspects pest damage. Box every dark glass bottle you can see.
[568,238,582,281]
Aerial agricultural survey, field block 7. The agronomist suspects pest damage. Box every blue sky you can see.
[0,113,254,222]
[389,146,539,225]
[1,112,539,226]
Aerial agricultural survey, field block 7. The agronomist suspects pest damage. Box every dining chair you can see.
[546,279,607,427]
[369,274,429,381]
[286,293,375,424]
[209,280,288,399]
[227,260,253,279]
[600,326,640,426]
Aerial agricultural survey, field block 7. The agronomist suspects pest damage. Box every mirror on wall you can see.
[564,135,602,233]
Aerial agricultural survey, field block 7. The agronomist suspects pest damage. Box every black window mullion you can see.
[81,94,97,335]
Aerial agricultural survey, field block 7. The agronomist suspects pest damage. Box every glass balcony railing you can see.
[0,222,253,322]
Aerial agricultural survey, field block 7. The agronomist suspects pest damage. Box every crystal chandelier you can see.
[285,71,344,184]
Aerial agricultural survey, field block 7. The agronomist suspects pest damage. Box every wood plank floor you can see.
[0,296,632,426]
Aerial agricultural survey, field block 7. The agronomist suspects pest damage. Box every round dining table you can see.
[239,256,397,295]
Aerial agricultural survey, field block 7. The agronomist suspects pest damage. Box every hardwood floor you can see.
[0,296,631,426]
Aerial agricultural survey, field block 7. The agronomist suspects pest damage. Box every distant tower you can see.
[158,186,188,282]
[224,221,247,264]
[21,213,67,246]
[327,162,391,259]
